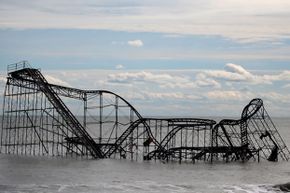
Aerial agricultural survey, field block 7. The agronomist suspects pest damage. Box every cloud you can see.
[0,75,7,83]
[124,91,201,101]
[115,64,124,69]
[1,66,287,116]
[106,70,223,89]
[127,40,143,47]
[225,63,252,77]
[261,92,290,104]
[205,89,290,106]
[2,1,290,42]
[144,92,199,100]
[206,90,254,101]
[107,71,196,89]
[263,71,290,82]
[195,73,221,88]
[201,63,290,85]
[44,74,71,87]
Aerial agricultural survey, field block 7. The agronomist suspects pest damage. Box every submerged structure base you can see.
[1,61,289,163]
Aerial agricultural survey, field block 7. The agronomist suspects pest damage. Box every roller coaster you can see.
[1,61,289,163]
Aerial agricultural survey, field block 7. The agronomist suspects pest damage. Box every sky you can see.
[0,0,290,117]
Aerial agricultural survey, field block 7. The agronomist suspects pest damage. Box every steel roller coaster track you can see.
[1,61,289,163]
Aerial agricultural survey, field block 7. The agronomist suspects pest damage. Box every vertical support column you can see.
[185,127,188,159]
[32,85,37,156]
[204,126,206,161]
[130,109,134,160]
[83,93,87,130]
[154,120,158,160]
[180,127,183,149]
[28,87,33,156]
[15,85,20,155]
[191,127,194,163]
[52,107,55,156]
[44,93,49,155]
[83,93,87,157]
[0,82,8,153]
[115,96,118,142]
[136,121,139,161]
[19,82,25,155]
[210,125,214,163]
[8,84,14,154]
[24,86,28,155]
[99,92,103,144]
[179,149,182,163]
[40,91,44,155]
[114,95,119,155]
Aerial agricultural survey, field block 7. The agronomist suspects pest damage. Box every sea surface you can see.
[0,117,290,193]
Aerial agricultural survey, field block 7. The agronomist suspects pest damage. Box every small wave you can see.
[0,183,202,193]
[0,184,61,193]
[223,184,281,193]
[2,183,284,193]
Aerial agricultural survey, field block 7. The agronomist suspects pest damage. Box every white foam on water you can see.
[0,183,285,193]
[0,182,216,193]
[223,184,280,193]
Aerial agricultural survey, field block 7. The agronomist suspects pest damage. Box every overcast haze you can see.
[1,0,290,117]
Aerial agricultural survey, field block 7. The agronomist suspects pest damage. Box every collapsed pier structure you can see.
[1,61,289,163]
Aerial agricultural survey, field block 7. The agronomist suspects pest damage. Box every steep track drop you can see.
[1,61,289,163]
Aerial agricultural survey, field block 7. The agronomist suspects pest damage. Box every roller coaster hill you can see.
[1,61,289,163]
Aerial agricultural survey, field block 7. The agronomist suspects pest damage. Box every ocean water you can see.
[0,117,290,193]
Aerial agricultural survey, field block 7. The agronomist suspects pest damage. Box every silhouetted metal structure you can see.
[213,98,290,162]
[1,61,289,163]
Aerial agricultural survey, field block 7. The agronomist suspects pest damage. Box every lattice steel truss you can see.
[1,61,289,163]
[213,99,290,162]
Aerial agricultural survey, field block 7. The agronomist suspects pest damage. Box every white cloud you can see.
[115,64,124,69]
[0,75,7,83]
[125,91,201,101]
[107,71,196,89]
[195,73,221,88]
[261,92,290,103]
[5,66,287,116]
[283,84,290,88]
[263,71,290,82]
[106,70,223,89]
[127,40,143,47]
[1,1,290,42]
[225,63,252,77]
[201,63,290,85]
[44,74,71,87]
[206,90,254,101]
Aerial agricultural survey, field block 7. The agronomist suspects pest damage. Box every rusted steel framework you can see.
[1,61,289,163]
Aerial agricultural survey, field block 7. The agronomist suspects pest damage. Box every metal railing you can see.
[7,60,31,73]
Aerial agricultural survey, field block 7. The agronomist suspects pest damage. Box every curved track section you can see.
[1,61,159,160]
[1,61,289,163]
[213,98,290,161]
[144,118,216,162]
